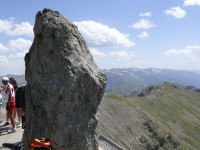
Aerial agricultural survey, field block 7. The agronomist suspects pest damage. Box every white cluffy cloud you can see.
[139,12,152,17]
[8,38,32,51]
[130,19,156,29]
[137,31,149,39]
[0,38,32,61]
[89,47,107,58]
[89,48,135,61]
[8,38,32,58]
[165,6,186,19]
[7,22,33,36]
[0,56,8,63]
[0,43,9,51]
[162,45,200,60]
[74,21,135,48]
[184,0,200,6]
[0,18,13,33]
[0,18,33,36]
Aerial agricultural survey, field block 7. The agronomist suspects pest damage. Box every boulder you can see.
[23,8,106,150]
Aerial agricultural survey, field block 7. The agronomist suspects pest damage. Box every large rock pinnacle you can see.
[23,8,106,150]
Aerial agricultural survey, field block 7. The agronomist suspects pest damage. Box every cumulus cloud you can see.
[89,47,136,62]
[165,6,186,19]
[0,38,32,75]
[0,18,13,33]
[109,51,135,60]
[137,31,149,39]
[8,38,32,51]
[74,21,135,47]
[0,43,9,51]
[0,18,33,36]
[0,38,31,59]
[130,19,156,29]
[89,47,107,58]
[7,22,33,36]
[162,45,200,60]
[139,12,152,17]
[0,55,8,63]
[184,0,200,6]
[15,50,28,58]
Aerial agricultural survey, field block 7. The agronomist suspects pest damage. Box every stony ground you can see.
[0,103,24,149]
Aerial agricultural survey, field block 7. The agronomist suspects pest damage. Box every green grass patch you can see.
[104,93,123,100]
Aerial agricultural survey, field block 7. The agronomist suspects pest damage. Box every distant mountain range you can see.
[103,68,200,95]
[1,68,200,95]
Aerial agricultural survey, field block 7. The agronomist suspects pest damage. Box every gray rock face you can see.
[23,8,106,150]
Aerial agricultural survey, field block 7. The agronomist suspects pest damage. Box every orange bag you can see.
[29,137,53,150]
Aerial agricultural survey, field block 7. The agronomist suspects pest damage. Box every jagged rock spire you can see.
[23,8,106,150]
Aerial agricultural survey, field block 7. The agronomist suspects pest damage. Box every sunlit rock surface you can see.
[23,8,106,150]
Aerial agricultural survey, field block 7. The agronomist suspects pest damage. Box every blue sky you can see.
[0,0,200,75]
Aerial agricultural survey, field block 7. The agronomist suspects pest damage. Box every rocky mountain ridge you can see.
[97,82,200,150]
[103,67,200,95]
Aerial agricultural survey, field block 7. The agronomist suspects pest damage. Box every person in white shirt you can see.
[1,77,16,133]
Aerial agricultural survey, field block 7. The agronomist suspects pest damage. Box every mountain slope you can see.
[97,82,200,150]
[103,68,200,95]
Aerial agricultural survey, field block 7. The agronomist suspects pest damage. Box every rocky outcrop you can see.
[185,86,198,91]
[23,8,106,150]
[137,85,159,97]
[195,89,200,93]
[141,119,180,150]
